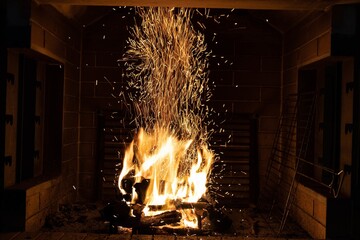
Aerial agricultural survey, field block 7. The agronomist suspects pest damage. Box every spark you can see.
[122,7,212,143]
[118,7,217,227]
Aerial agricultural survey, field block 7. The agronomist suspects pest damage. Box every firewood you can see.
[139,210,182,227]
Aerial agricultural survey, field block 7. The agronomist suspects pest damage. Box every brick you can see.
[283,51,298,69]
[62,143,78,161]
[233,102,264,114]
[81,82,95,97]
[78,173,97,195]
[68,158,78,175]
[208,101,233,114]
[208,54,234,70]
[64,78,80,98]
[79,142,94,158]
[80,128,97,142]
[261,56,281,72]
[306,11,331,44]
[259,147,272,174]
[64,29,81,50]
[213,86,260,101]
[39,188,52,210]
[260,87,281,103]
[209,70,233,85]
[318,31,331,57]
[59,173,77,194]
[61,159,76,178]
[209,35,234,55]
[96,51,123,67]
[259,117,279,132]
[31,3,80,44]
[82,67,123,83]
[95,82,119,98]
[83,17,127,51]
[63,128,78,145]
[233,55,261,71]
[82,52,96,67]
[44,31,66,59]
[66,46,81,65]
[80,112,95,127]
[298,39,318,64]
[312,221,326,240]
[64,95,79,112]
[258,132,275,147]
[292,204,326,240]
[79,157,97,173]
[64,112,79,128]
[295,189,314,217]
[78,188,97,202]
[313,199,327,226]
[260,102,280,116]
[31,21,44,48]
[283,68,297,85]
[26,193,40,219]
[234,32,281,45]
[284,12,330,53]
[234,71,280,86]
[26,180,53,197]
[283,82,297,96]
[232,102,280,115]
[235,41,281,56]
[83,32,127,52]
[65,63,80,81]
[80,96,126,111]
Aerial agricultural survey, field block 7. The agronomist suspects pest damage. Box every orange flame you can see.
[118,7,213,229]
[118,126,213,227]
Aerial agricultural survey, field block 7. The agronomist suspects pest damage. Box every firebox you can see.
[1,1,360,240]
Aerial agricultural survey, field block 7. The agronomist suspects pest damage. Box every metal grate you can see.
[98,110,135,201]
[259,92,317,234]
[209,114,258,207]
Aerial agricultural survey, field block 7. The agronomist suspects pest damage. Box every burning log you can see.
[139,210,182,227]
[148,201,209,211]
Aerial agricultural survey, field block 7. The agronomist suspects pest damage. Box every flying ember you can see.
[118,7,214,228]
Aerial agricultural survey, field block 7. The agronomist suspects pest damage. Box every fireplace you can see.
[1,1,360,240]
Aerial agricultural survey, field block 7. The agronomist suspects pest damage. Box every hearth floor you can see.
[0,232,312,240]
[0,204,312,239]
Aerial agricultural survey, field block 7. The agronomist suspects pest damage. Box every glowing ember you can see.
[118,7,214,228]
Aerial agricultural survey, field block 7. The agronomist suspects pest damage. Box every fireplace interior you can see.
[1,1,360,240]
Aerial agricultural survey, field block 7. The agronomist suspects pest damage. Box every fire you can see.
[117,7,214,228]
[118,126,214,227]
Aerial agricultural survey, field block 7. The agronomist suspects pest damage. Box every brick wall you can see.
[79,11,129,200]
[9,2,82,231]
[282,11,331,239]
[283,11,331,97]
[79,10,281,201]
[207,14,282,191]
